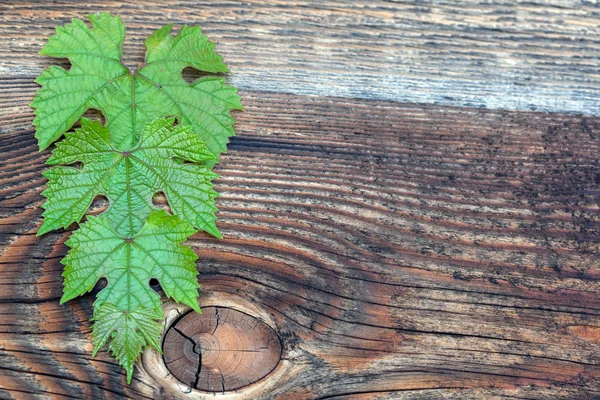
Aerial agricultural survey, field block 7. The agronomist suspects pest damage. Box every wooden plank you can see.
[1,84,600,397]
[0,1,598,115]
[2,1,600,398]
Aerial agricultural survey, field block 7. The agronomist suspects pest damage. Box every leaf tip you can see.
[190,301,201,314]
[126,367,134,384]
[59,293,74,305]
[37,138,50,152]
[204,224,222,239]
[37,221,53,237]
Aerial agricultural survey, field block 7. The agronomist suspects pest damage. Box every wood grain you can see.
[0,1,598,115]
[1,84,600,398]
[162,307,282,392]
[2,1,600,399]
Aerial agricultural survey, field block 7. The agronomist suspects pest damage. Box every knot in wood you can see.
[162,307,282,392]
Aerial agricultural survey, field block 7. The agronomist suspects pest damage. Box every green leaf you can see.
[63,210,200,382]
[61,210,200,311]
[91,303,163,384]
[39,117,221,237]
[33,13,241,384]
[31,13,128,151]
[31,12,242,158]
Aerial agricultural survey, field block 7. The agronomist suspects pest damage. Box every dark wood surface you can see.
[1,1,600,399]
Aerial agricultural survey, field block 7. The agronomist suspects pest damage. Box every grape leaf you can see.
[62,210,199,382]
[39,117,220,237]
[91,304,163,384]
[31,12,242,158]
[32,13,242,383]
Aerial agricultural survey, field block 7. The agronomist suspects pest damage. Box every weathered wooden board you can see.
[2,1,600,399]
[0,1,598,115]
[2,88,600,398]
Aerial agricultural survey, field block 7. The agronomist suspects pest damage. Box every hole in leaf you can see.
[149,278,159,287]
[152,192,172,213]
[90,277,108,295]
[89,195,109,214]
[171,156,206,167]
[67,161,83,170]
[181,66,210,85]
[72,109,106,130]
[46,58,71,72]
[82,108,106,125]
[171,156,186,165]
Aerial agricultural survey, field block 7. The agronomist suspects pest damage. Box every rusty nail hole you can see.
[162,307,282,392]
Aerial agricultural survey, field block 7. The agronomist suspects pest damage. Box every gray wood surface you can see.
[0,0,598,115]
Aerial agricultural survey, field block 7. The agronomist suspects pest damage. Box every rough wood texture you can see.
[2,90,600,398]
[162,307,282,392]
[1,1,600,399]
[0,1,598,115]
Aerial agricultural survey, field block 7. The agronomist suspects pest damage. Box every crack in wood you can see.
[193,345,202,391]
[162,307,282,392]
[171,326,202,389]
[212,308,220,336]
